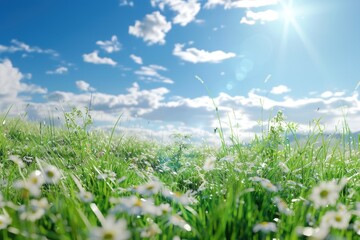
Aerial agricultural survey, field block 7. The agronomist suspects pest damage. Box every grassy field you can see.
[0,108,359,240]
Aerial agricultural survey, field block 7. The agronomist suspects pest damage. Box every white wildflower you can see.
[309,227,329,240]
[19,198,49,221]
[78,191,94,203]
[321,210,351,230]
[14,179,41,198]
[158,203,172,215]
[0,214,12,230]
[353,202,360,216]
[309,181,340,208]
[31,198,49,210]
[169,214,191,231]
[253,222,277,233]
[43,165,61,184]
[111,196,159,216]
[97,170,116,181]
[133,180,162,196]
[163,189,198,205]
[273,196,293,215]
[249,176,263,182]
[9,155,25,168]
[140,222,162,238]
[28,170,44,187]
[203,157,216,171]
[90,216,130,240]
[279,162,290,173]
[259,179,278,192]
[354,220,360,235]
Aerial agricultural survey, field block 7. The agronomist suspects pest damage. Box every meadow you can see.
[0,108,359,240]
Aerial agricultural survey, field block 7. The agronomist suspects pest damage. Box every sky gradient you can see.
[1,0,360,144]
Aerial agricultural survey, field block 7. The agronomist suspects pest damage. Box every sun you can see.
[280,0,296,23]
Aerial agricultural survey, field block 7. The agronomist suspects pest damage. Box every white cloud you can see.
[151,0,201,26]
[135,65,174,84]
[205,0,279,9]
[0,39,58,57]
[119,0,134,6]
[270,85,291,95]
[5,71,360,145]
[96,35,121,53]
[320,91,345,98]
[46,66,68,75]
[0,59,47,101]
[173,43,236,63]
[83,51,117,66]
[130,54,143,64]
[321,91,333,98]
[129,11,172,45]
[76,80,96,92]
[241,10,279,24]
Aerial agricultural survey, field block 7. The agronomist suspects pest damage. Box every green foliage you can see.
[0,109,359,240]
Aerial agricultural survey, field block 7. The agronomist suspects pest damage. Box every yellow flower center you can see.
[46,171,55,178]
[320,190,329,198]
[335,215,342,222]
[103,231,115,240]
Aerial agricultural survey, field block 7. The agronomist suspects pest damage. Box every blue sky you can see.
[1,0,360,143]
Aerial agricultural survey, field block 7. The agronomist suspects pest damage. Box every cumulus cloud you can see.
[0,39,58,57]
[151,0,201,26]
[241,10,279,24]
[47,82,170,113]
[205,0,279,9]
[135,65,174,84]
[173,43,236,63]
[5,69,360,144]
[0,59,47,102]
[270,85,291,95]
[130,54,143,64]
[129,11,172,45]
[119,0,134,6]
[46,66,68,75]
[320,91,345,99]
[76,80,96,92]
[83,51,117,66]
[96,35,121,53]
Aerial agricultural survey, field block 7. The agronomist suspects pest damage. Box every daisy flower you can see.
[111,196,159,216]
[28,170,45,187]
[278,162,290,173]
[140,222,162,238]
[321,210,351,230]
[43,165,61,184]
[133,179,162,196]
[354,220,360,235]
[8,155,25,168]
[78,191,94,203]
[169,214,192,231]
[14,179,41,198]
[19,198,49,222]
[203,157,216,171]
[0,214,12,230]
[253,222,277,233]
[273,196,293,215]
[163,189,198,205]
[89,215,130,240]
[309,181,340,208]
[259,179,278,192]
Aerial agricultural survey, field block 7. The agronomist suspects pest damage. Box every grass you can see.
[0,108,359,240]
